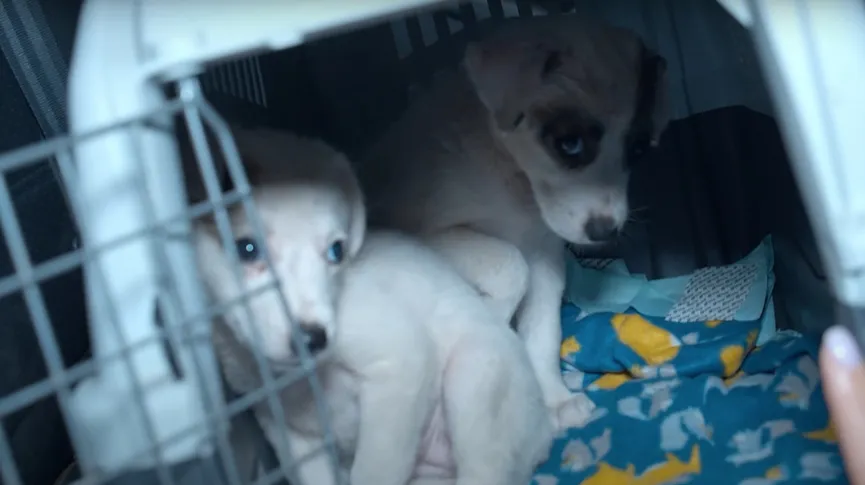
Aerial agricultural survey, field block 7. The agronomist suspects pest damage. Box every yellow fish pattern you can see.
[720,344,745,377]
[804,421,838,443]
[581,445,701,485]
[610,313,681,366]
[724,369,746,386]
[561,335,581,360]
[589,372,632,390]
[532,305,845,484]
[720,330,760,377]
[764,466,784,479]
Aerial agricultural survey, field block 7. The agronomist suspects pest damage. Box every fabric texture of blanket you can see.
[532,237,845,485]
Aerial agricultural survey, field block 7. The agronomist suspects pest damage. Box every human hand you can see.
[820,325,865,484]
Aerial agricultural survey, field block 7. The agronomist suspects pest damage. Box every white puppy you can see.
[189,127,554,485]
[360,16,670,430]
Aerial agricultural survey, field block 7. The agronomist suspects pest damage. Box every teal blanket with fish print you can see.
[531,238,845,484]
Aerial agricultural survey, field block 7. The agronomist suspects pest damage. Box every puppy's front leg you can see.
[259,416,343,485]
[345,320,437,485]
[426,226,529,327]
[516,239,595,430]
[351,357,437,485]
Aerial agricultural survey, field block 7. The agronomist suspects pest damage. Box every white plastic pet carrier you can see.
[0,0,862,484]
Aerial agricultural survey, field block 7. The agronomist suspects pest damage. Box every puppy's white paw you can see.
[548,391,596,430]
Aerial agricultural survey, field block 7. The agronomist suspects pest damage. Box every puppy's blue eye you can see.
[327,240,345,265]
[235,237,261,263]
[556,136,584,156]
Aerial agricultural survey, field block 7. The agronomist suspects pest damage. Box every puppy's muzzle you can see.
[291,323,329,356]
[584,216,619,243]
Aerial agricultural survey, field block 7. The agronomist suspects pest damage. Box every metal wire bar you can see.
[123,357,323,464]
[0,278,280,417]
[0,33,347,485]
[236,60,252,106]
[252,57,268,108]
[0,46,342,485]
[515,0,534,16]
[0,188,248,300]
[487,0,505,19]
[240,59,258,106]
[59,104,309,479]
[127,119,241,485]
[178,79,311,483]
[218,67,231,100]
[0,99,187,176]
[196,95,343,480]
[0,423,23,485]
[0,347,324,485]
[0,250,333,425]
[0,165,100,477]
[432,10,450,38]
[249,441,332,485]
[57,132,179,485]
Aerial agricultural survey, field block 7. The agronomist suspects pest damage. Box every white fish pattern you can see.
[726,421,796,466]
[562,366,586,391]
[704,373,775,401]
[800,453,843,482]
[660,408,712,451]
[617,381,678,421]
[533,475,558,485]
[775,357,820,410]
[738,468,788,485]
[681,332,701,345]
[560,428,611,473]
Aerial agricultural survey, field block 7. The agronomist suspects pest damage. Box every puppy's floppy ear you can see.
[346,184,366,259]
[464,39,560,131]
[641,47,670,146]
[329,151,366,258]
[178,123,262,204]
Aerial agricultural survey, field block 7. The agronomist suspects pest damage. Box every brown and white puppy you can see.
[360,15,670,430]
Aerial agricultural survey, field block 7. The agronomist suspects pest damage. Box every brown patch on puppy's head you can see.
[464,16,669,245]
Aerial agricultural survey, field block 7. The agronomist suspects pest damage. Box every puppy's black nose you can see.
[292,324,328,355]
[584,217,618,243]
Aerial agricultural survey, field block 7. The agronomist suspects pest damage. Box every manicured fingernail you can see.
[824,325,862,368]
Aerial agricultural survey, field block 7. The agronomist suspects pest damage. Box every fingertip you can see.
[822,325,862,369]
[821,326,865,484]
